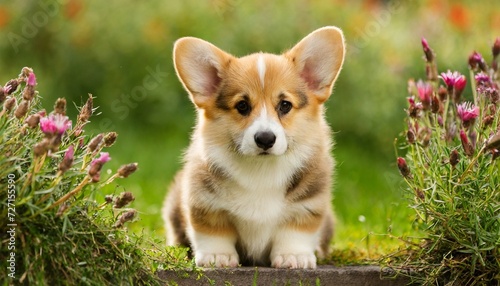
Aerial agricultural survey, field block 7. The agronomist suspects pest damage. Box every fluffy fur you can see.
[162,26,345,269]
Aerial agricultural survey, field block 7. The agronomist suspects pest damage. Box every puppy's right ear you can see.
[173,37,232,108]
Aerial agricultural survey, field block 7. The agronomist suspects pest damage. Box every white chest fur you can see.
[206,147,308,260]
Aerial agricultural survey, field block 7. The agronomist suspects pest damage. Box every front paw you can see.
[195,252,239,268]
[271,253,316,269]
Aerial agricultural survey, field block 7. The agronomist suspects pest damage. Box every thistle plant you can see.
[0,68,194,285]
[388,39,500,285]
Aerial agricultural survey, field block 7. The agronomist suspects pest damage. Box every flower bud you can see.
[105,195,114,204]
[493,37,500,58]
[22,85,35,101]
[0,86,5,103]
[460,130,474,157]
[421,38,434,62]
[34,139,49,157]
[48,133,63,152]
[431,95,441,114]
[397,157,411,178]
[25,113,41,128]
[14,100,29,119]
[88,134,104,152]
[468,51,487,71]
[114,209,137,228]
[78,94,93,123]
[406,130,415,144]
[113,192,135,208]
[449,149,460,167]
[58,145,75,173]
[482,115,494,128]
[437,86,448,101]
[4,79,19,95]
[104,132,118,147]
[117,163,138,178]
[88,152,111,182]
[54,98,67,115]
[3,97,16,112]
[20,67,33,79]
[488,103,496,115]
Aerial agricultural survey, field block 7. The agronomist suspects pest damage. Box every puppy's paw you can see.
[195,252,239,268]
[271,253,317,269]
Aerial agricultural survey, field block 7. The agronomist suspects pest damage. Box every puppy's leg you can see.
[189,207,239,267]
[270,227,319,269]
[270,208,334,269]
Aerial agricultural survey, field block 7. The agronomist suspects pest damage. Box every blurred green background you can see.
[1,0,499,252]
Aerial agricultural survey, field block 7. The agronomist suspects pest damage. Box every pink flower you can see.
[416,80,432,108]
[457,102,479,128]
[89,152,111,182]
[454,75,467,93]
[440,70,465,88]
[27,72,36,87]
[457,102,479,122]
[39,114,72,135]
[475,72,491,86]
[440,70,466,101]
[94,152,111,164]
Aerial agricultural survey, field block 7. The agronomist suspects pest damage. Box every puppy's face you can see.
[173,27,345,157]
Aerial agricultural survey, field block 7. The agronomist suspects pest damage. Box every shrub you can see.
[0,68,194,285]
[386,38,500,285]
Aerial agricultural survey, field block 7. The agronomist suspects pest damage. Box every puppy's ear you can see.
[173,37,233,108]
[286,27,345,103]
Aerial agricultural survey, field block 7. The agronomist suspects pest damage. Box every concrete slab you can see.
[157,265,411,285]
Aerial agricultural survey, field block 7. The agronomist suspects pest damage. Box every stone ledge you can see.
[157,265,411,285]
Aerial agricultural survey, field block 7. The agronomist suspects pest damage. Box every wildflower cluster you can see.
[390,39,500,285]
[0,68,177,285]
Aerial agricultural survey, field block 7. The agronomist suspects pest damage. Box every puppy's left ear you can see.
[286,26,345,103]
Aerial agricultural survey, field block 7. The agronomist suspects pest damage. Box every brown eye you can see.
[278,100,292,115]
[235,100,251,116]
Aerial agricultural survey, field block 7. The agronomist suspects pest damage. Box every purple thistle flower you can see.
[39,114,72,136]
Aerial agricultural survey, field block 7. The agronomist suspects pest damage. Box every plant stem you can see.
[49,176,90,210]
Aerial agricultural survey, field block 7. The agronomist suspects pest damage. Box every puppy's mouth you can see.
[258,151,270,156]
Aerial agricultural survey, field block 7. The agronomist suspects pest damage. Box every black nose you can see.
[254,131,276,150]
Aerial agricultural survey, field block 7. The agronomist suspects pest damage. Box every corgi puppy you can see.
[163,27,345,269]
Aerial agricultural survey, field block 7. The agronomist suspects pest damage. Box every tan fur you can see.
[162,27,345,268]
